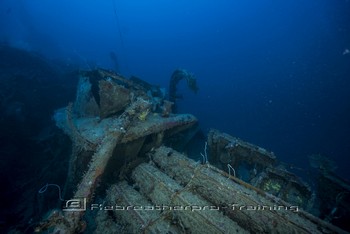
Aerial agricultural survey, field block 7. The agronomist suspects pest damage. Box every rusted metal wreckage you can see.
[37,69,349,233]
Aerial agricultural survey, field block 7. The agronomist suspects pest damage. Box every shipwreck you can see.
[36,69,350,233]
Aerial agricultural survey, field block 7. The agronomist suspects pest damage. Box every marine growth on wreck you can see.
[33,69,350,234]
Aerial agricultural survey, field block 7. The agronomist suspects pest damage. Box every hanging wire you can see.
[38,183,64,201]
[112,0,130,74]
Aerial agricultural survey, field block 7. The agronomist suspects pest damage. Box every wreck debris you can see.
[309,153,338,173]
[38,69,198,233]
[73,75,99,118]
[40,98,150,233]
[98,78,131,118]
[38,68,349,233]
[316,170,350,230]
[104,181,182,233]
[253,167,314,210]
[208,129,276,177]
[161,100,174,117]
[149,146,346,234]
[207,129,314,210]
[132,162,248,233]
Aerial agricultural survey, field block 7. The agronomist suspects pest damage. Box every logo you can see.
[62,198,86,211]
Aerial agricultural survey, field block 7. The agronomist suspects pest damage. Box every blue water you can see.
[2,0,350,179]
[1,0,350,218]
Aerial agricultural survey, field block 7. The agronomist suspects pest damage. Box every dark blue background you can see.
[1,0,350,180]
